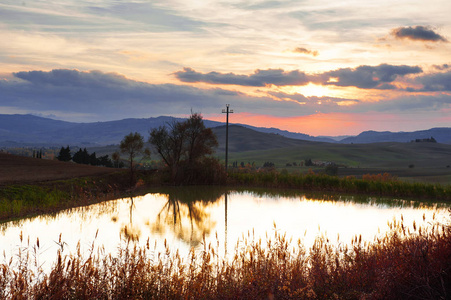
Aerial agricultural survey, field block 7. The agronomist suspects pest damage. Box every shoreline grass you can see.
[1,217,450,299]
[228,170,451,201]
[1,168,449,223]
[0,171,140,222]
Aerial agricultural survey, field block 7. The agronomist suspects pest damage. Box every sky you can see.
[1,0,450,136]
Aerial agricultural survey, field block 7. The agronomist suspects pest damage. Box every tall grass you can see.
[228,170,451,201]
[1,215,450,299]
[0,172,135,222]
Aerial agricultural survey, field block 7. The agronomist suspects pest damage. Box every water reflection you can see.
[0,187,448,272]
[148,186,226,247]
[120,197,141,241]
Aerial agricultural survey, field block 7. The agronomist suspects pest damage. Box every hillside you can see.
[1,114,449,147]
[2,123,451,184]
[221,138,451,184]
[0,152,116,185]
[1,114,327,146]
[340,128,451,144]
[211,125,316,152]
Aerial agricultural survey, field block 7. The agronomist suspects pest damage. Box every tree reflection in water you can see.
[149,187,227,247]
[120,197,141,241]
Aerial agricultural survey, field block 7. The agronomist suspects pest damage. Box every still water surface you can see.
[0,187,448,268]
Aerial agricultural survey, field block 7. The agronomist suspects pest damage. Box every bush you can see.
[324,164,338,176]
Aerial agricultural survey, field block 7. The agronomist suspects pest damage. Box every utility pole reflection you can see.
[224,192,228,255]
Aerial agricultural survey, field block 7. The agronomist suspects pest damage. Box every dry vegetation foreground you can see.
[1,219,450,299]
[0,152,116,185]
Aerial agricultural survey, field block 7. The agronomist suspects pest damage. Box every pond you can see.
[0,187,449,270]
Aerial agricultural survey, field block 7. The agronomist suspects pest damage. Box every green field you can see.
[31,125,449,185]
[211,126,451,184]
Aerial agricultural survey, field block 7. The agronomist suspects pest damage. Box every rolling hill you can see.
[1,114,450,146]
[340,128,451,144]
[1,114,450,184]
[0,114,335,146]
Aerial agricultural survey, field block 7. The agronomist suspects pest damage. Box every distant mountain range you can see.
[0,114,449,147]
[339,128,451,144]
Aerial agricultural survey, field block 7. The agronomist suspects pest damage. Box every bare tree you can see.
[149,113,218,183]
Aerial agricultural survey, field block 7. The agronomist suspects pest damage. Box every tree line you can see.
[57,146,123,168]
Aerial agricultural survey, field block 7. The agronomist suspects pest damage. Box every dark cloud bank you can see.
[174,68,311,87]
[1,68,449,122]
[391,25,448,42]
[175,64,424,90]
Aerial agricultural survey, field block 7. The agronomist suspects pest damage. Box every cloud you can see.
[1,69,449,125]
[0,2,206,34]
[263,90,450,115]
[0,69,307,121]
[13,69,132,88]
[432,64,450,71]
[323,64,423,89]
[1,69,240,121]
[391,26,448,42]
[363,94,451,113]
[175,64,423,90]
[293,47,319,56]
[174,67,311,87]
[415,70,451,91]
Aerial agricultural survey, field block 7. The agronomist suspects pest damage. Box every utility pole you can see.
[222,104,233,172]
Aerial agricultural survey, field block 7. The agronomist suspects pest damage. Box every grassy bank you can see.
[0,171,154,222]
[1,216,450,299]
[1,168,450,222]
[228,170,451,201]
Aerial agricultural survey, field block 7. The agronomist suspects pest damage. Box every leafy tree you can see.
[325,164,338,176]
[57,146,71,162]
[97,155,113,168]
[149,113,219,183]
[73,148,106,166]
[305,158,313,166]
[184,113,218,164]
[120,132,149,186]
[72,148,85,164]
[263,161,275,168]
[90,152,97,166]
[82,148,90,164]
[112,152,123,168]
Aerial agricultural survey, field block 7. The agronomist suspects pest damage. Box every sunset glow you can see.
[0,0,450,135]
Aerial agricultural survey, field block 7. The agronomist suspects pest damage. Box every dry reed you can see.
[1,214,450,299]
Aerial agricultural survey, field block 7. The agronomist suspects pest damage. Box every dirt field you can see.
[0,152,117,185]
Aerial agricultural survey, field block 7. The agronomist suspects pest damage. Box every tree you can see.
[305,158,314,166]
[72,148,84,164]
[149,113,219,183]
[149,121,185,180]
[120,132,148,186]
[184,113,218,164]
[57,146,71,161]
[112,152,122,168]
[90,152,97,166]
[97,155,113,168]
